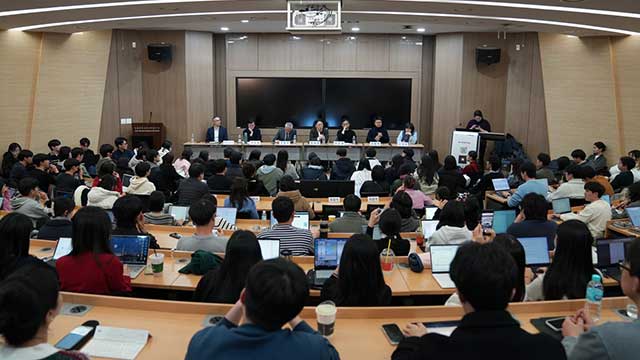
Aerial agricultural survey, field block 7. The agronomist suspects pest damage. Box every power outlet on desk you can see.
[61,303,93,317]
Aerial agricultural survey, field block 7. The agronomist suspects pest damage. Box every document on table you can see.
[83,326,149,360]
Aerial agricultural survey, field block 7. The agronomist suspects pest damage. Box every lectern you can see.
[131,123,165,149]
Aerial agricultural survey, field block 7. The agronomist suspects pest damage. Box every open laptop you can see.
[492,210,517,233]
[552,198,572,215]
[492,178,510,197]
[596,237,634,282]
[627,207,640,229]
[110,235,150,279]
[424,206,437,220]
[217,207,238,226]
[516,237,551,266]
[168,205,189,224]
[270,211,310,230]
[258,239,280,260]
[601,194,611,205]
[122,174,133,188]
[421,220,439,238]
[430,244,460,289]
[46,237,73,265]
[312,238,347,286]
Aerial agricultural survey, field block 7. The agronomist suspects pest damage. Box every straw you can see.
[384,238,392,265]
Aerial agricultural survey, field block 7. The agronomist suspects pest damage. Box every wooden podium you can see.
[131,123,165,149]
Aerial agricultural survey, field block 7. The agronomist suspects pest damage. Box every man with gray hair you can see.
[273,122,298,143]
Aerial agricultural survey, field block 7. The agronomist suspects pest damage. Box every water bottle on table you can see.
[585,274,603,322]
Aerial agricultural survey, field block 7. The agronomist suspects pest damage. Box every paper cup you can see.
[150,253,164,276]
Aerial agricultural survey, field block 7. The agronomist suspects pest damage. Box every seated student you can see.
[257,154,284,196]
[92,161,123,194]
[335,116,356,143]
[144,191,176,225]
[0,178,11,211]
[385,154,405,185]
[536,152,556,184]
[572,148,588,167]
[396,176,433,210]
[246,149,262,170]
[301,156,327,181]
[258,197,314,256]
[551,182,611,239]
[125,162,156,195]
[438,155,466,197]
[329,194,368,233]
[242,162,270,197]
[363,147,382,169]
[367,208,410,256]
[194,230,263,303]
[11,177,49,229]
[350,159,372,197]
[112,136,134,162]
[128,147,146,171]
[174,148,192,178]
[396,122,418,144]
[276,175,316,219]
[507,157,525,188]
[117,157,135,179]
[330,148,355,180]
[547,164,585,201]
[87,174,120,210]
[177,199,229,253]
[157,140,172,165]
[402,148,417,174]
[390,191,420,232]
[186,258,339,360]
[610,156,636,192]
[149,153,182,195]
[0,263,91,360]
[9,149,33,187]
[561,237,640,359]
[393,241,565,360]
[504,161,548,208]
[613,182,640,219]
[554,156,572,184]
[0,213,38,280]
[361,165,390,195]
[321,234,392,306]
[428,201,472,248]
[1,142,21,179]
[391,163,421,194]
[112,195,159,249]
[207,159,233,193]
[176,163,210,206]
[508,193,558,250]
[585,141,608,172]
[55,158,84,193]
[471,156,504,199]
[56,207,132,295]
[28,153,58,194]
[226,151,244,179]
[463,195,482,231]
[365,116,390,144]
[462,150,482,186]
[276,150,299,180]
[579,168,613,200]
[36,197,74,240]
[146,149,160,169]
[224,178,259,219]
[529,221,597,302]
[243,119,262,141]
[96,143,115,175]
[417,155,440,195]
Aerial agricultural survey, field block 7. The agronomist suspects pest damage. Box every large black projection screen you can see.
[235,78,412,130]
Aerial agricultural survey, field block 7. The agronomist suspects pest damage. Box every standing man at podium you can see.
[206,116,228,143]
[466,110,492,165]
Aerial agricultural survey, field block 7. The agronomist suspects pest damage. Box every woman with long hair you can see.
[350,158,372,197]
[194,230,263,303]
[173,148,192,178]
[427,150,442,170]
[2,142,21,178]
[526,220,597,301]
[276,150,299,179]
[0,213,35,280]
[224,178,258,219]
[429,201,472,248]
[367,208,410,256]
[56,206,131,294]
[321,234,392,306]
[417,155,439,194]
[390,191,420,232]
[437,155,466,196]
[149,152,182,194]
[385,154,406,184]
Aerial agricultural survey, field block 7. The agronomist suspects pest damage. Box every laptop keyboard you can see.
[128,265,145,279]
[433,273,455,289]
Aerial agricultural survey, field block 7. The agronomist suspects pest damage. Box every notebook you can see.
[421,220,439,238]
[270,211,310,230]
[110,235,150,279]
[627,207,640,228]
[552,198,571,214]
[517,237,551,266]
[258,239,280,260]
[313,238,347,286]
[430,245,459,289]
[596,238,634,282]
[168,206,189,223]
[83,326,149,360]
[492,210,516,233]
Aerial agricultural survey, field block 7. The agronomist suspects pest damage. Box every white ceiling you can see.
[1,0,639,36]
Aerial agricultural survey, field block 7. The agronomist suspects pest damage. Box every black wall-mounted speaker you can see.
[476,47,501,65]
[148,43,172,62]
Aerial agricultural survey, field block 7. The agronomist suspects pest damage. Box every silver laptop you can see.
[492,178,510,197]
[217,207,238,226]
[270,211,310,230]
[258,239,280,260]
[46,237,73,265]
[430,245,460,289]
[552,198,572,214]
[110,235,150,279]
[168,205,189,224]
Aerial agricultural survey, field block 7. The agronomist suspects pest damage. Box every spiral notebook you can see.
[82,326,149,360]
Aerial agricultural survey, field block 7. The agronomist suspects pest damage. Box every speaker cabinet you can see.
[148,43,172,62]
[476,47,501,65]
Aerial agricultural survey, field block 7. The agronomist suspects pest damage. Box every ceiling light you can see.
[227,40,234,44]
[241,19,249,23]
[416,42,423,45]
[220,26,229,31]
[291,36,301,40]
[401,36,407,40]
[417,27,426,32]
[349,36,356,40]
[351,27,360,32]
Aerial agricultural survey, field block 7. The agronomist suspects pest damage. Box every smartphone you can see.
[381,323,404,345]
[169,232,182,239]
[55,320,99,350]
[480,212,494,233]
[544,317,565,332]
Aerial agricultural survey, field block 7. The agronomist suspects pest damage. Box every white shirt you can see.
[427,225,473,249]
[214,127,220,142]
[0,343,60,360]
[560,199,612,239]
[547,179,585,201]
[350,169,372,197]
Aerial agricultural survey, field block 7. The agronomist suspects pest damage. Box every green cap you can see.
[592,274,601,282]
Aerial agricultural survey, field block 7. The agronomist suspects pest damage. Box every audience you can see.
[226,151,244,179]
[87,174,120,210]
[331,148,355,180]
[302,156,327,181]
[207,159,232,193]
[193,230,263,303]
[242,162,270,196]
[147,149,160,169]
[125,162,156,195]
[505,161,548,208]
[0,213,37,280]
[571,149,588,167]
[547,164,585,201]
[364,147,382,169]
[428,201,472,248]
[367,208,410,256]
[144,191,176,225]
[536,153,556,184]
[55,159,84,193]
[177,199,229,252]
[149,153,182,195]
[613,182,640,219]
[610,156,636,192]
[224,177,259,219]
[585,141,607,172]
[112,137,134,161]
[276,150,299,180]
[9,149,33,187]
[36,197,74,240]
[508,193,558,250]
[276,175,316,219]
[582,166,614,197]
[360,165,390,195]
[186,258,339,360]
[47,139,62,163]
[438,155,466,196]
[390,191,420,232]
[472,156,504,199]
[28,153,58,194]
[117,157,135,179]
[258,197,314,255]
[462,150,481,186]
[11,177,49,228]
[1,142,21,178]
[128,147,146,170]
[328,194,367,233]
[551,182,611,239]
[390,163,419,194]
[92,161,123,194]
[176,163,209,206]
[111,195,159,249]
[385,154,405,185]
[96,143,115,174]
[321,234,392,306]
[397,176,433,210]
[245,149,262,170]
[417,155,440,195]
[257,154,283,196]
[351,158,372,197]
[174,149,192,178]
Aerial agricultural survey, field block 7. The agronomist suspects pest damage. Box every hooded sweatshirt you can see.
[11,196,49,227]
[257,165,284,196]
[277,190,316,218]
[87,187,120,209]
[125,176,156,195]
[428,225,473,249]
[331,158,356,180]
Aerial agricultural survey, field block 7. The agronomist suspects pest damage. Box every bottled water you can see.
[191,133,195,143]
[261,211,267,221]
[293,134,297,143]
[585,274,604,323]
[237,134,242,143]
[352,136,356,144]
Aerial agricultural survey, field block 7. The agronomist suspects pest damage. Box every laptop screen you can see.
[169,206,189,222]
[53,237,73,260]
[122,174,133,187]
[492,178,510,192]
[492,210,516,233]
[421,220,439,238]
[597,238,633,267]
[601,195,611,205]
[217,207,238,226]
[258,239,280,260]
[425,206,437,220]
[272,211,310,229]
[110,235,150,265]
[517,237,550,265]
[430,245,459,273]
[314,238,347,270]
[552,198,571,214]
[628,207,640,227]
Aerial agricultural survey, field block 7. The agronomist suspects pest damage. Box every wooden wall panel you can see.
[612,36,640,153]
[390,35,423,72]
[100,35,120,147]
[539,34,620,161]
[290,36,323,71]
[213,34,228,124]
[258,34,291,71]
[525,34,550,158]
[226,35,258,71]
[419,36,435,149]
[31,31,112,153]
[185,31,215,148]
[356,36,390,72]
[115,30,144,140]
[323,35,357,71]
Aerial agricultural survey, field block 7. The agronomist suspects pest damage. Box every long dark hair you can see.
[195,230,262,303]
[276,150,289,173]
[437,201,466,229]
[0,213,33,279]
[494,234,526,302]
[428,150,441,169]
[379,208,403,242]
[229,178,251,209]
[417,155,437,185]
[160,153,174,169]
[336,234,389,306]
[70,206,113,256]
[543,220,596,300]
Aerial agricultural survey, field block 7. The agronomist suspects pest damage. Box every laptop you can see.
[168,206,189,224]
[596,237,634,282]
[110,235,150,279]
[258,239,280,260]
[552,198,572,214]
[516,237,551,266]
[216,207,238,226]
[421,220,439,238]
[313,238,347,286]
[122,174,133,188]
[425,206,437,220]
[492,210,516,233]
[270,211,310,230]
[492,178,510,197]
[601,194,611,205]
[430,244,460,289]
[627,207,640,228]
[46,237,74,265]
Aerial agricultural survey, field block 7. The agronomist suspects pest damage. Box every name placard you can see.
[332,141,346,145]
[367,196,380,202]
[308,141,321,145]
[222,140,235,145]
[369,142,382,146]
[398,142,410,147]
[250,196,260,203]
[279,141,291,145]
[328,197,341,203]
[248,141,262,145]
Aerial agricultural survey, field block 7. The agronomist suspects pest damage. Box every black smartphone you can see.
[169,232,182,239]
[381,323,404,345]
[480,211,494,233]
[54,320,99,350]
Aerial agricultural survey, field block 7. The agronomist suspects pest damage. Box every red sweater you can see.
[92,175,124,194]
[56,252,132,295]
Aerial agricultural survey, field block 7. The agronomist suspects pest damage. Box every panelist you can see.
[309,119,329,143]
[396,122,418,144]
[366,116,390,144]
[335,116,357,143]
[243,120,262,142]
[273,122,297,142]
[206,116,228,143]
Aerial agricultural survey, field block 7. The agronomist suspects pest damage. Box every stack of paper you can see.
[83,326,149,360]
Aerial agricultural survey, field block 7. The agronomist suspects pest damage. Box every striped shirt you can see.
[144,212,176,226]
[257,224,314,256]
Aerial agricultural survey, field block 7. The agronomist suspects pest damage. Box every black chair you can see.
[360,191,389,198]
[321,204,345,220]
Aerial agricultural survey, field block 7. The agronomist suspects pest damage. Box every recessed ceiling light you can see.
[401,36,407,40]
[417,27,426,32]
[241,19,249,23]
[227,40,234,44]
[351,27,360,32]
[220,26,229,31]
[349,36,356,40]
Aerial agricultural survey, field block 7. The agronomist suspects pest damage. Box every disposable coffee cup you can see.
[316,301,337,337]
[328,215,336,223]
[150,253,164,276]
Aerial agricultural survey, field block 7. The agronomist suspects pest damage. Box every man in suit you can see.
[273,122,297,143]
[206,116,229,143]
[392,241,565,360]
